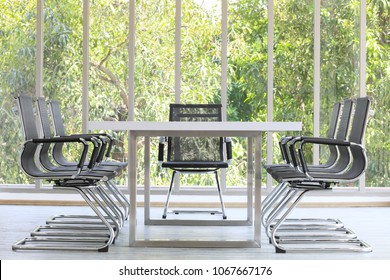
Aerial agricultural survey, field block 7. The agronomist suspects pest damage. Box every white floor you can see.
[1,204,390,260]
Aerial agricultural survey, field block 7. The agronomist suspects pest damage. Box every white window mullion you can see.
[128,0,136,121]
[313,0,321,165]
[359,0,367,191]
[175,0,182,104]
[360,0,367,99]
[35,0,44,189]
[266,0,274,191]
[220,0,228,190]
[36,0,44,99]
[82,0,90,133]
[173,0,182,190]
[221,0,228,121]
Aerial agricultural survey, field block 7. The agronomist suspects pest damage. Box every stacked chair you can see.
[262,100,349,229]
[262,97,373,253]
[12,95,129,252]
[38,97,129,225]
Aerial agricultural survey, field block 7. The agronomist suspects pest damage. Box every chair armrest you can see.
[60,135,102,170]
[296,137,352,177]
[32,136,97,173]
[225,137,232,164]
[158,137,167,164]
[102,134,114,159]
[68,133,113,160]
[287,136,341,168]
[94,136,109,165]
[85,133,114,159]
[300,137,351,146]
[279,136,294,163]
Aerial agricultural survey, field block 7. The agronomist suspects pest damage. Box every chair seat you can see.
[162,161,228,169]
[100,161,128,168]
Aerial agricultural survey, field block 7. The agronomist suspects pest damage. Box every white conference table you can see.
[89,121,302,248]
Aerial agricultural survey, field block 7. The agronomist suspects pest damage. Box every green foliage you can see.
[365,0,390,186]
[0,0,36,184]
[227,0,268,122]
[0,0,389,187]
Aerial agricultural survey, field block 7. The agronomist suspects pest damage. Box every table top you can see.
[89,121,302,137]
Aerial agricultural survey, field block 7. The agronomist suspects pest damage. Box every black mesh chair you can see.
[158,104,232,219]
[265,96,373,253]
[12,95,119,252]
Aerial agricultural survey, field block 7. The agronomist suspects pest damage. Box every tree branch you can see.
[90,61,129,107]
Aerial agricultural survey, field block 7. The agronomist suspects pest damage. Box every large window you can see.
[320,0,360,187]
[42,0,84,166]
[365,0,389,187]
[320,0,360,115]
[274,0,314,127]
[227,0,268,186]
[135,0,175,121]
[89,0,129,123]
[0,1,36,184]
[181,0,222,104]
[273,0,314,166]
[227,0,268,122]
[133,0,175,187]
[89,0,129,185]
[0,0,389,190]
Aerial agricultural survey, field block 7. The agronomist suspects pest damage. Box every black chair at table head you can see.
[158,104,232,219]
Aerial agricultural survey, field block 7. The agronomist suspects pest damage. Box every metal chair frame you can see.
[262,100,349,230]
[36,97,130,222]
[12,95,121,252]
[264,97,373,253]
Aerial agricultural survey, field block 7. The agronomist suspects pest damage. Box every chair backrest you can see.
[327,102,342,139]
[17,95,40,141]
[49,100,67,137]
[335,99,354,141]
[320,101,341,166]
[349,97,371,145]
[45,99,76,166]
[36,97,53,138]
[15,95,46,177]
[342,96,372,180]
[326,98,354,172]
[167,104,223,162]
[36,97,67,170]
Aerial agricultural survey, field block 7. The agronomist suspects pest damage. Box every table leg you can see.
[254,135,262,246]
[247,137,254,224]
[144,137,150,222]
[128,132,137,245]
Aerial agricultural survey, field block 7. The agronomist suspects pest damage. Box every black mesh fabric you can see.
[167,104,224,163]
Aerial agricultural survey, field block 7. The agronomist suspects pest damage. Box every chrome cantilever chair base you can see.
[162,169,227,220]
[12,185,117,252]
[262,182,344,230]
[45,181,130,226]
[12,237,111,252]
[266,186,372,253]
[43,184,123,232]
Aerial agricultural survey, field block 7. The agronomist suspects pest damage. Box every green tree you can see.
[0,0,36,184]
[0,0,389,188]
